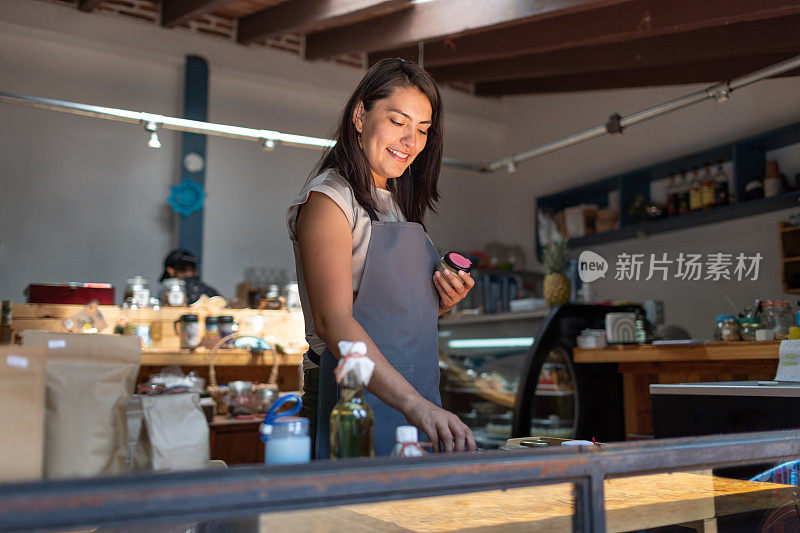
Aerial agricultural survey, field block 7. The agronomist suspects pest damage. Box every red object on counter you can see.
[26,283,115,305]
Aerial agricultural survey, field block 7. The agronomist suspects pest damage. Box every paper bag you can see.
[22,331,141,479]
[0,345,45,481]
[141,393,209,471]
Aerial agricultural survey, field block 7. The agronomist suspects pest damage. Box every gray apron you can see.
[315,205,442,458]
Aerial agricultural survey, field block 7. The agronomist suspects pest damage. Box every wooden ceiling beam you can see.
[474,53,800,96]
[370,0,800,68]
[78,0,104,11]
[305,0,632,60]
[429,16,800,83]
[161,0,239,28]
[237,0,411,45]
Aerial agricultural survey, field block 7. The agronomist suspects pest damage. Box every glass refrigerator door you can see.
[438,313,546,449]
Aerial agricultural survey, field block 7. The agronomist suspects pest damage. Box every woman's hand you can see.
[434,269,475,316]
[405,397,477,453]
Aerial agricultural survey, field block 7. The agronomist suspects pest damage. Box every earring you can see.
[357,133,363,150]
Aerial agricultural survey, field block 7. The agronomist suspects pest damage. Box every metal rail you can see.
[2,54,799,174]
[1,429,800,532]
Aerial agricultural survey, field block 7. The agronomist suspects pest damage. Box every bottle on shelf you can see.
[666,173,678,217]
[764,160,784,198]
[677,169,690,215]
[701,162,716,209]
[391,425,427,457]
[330,341,375,459]
[714,160,730,206]
[689,166,703,211]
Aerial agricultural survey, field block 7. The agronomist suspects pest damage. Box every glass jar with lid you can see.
[226,381,255,417]
[714,314,739,341]
[762,300,794,339]
[740,319,762,341]
[161,278,186,307]
[124,276,150,308]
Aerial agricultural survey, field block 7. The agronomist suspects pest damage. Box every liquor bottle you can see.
[677,170,690,215]
[666,174,678,217]
[714,160,730,206]
[701,162,716,209]
[689,166,702,211]
[330,341,375,459]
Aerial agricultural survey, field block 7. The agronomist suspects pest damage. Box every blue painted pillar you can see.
[177,55,209,270]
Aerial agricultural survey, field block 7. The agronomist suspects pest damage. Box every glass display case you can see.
[440,304,641,448]
[438,310,552,449]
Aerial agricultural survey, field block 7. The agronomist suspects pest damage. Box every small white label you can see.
[6,354,29,369]
[48,339,67,349]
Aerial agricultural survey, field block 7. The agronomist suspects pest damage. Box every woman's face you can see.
[353,85,432,189]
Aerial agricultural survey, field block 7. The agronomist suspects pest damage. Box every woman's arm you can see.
[296,192,476,452]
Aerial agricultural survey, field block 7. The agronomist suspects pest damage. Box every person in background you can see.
[287,58,476,457]
[159,248,220,305]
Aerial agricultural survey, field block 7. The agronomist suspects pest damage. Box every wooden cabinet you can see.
[210,417,264,465]
[779,222,800,293]
[573,341,781,439]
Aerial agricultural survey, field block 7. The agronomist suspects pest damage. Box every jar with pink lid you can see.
[437,251,473,277]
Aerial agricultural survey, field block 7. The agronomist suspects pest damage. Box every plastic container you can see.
[391,425,426,457]
[260,394,309,465]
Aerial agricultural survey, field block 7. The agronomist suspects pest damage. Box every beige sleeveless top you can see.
[286,169,406,356]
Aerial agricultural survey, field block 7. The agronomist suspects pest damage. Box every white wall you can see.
[0,0,505,300]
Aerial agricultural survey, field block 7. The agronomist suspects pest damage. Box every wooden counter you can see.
[574,341,780,439]
[260,471,794,532]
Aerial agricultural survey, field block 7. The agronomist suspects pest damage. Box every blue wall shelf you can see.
[536,120,800,259]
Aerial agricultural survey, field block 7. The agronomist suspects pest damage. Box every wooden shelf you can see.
[141,349,303,367]
[566,192,800,249]
[573,340,781,364]
[536,119,800,258]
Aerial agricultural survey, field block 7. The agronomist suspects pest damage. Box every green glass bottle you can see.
[330,372,374,459]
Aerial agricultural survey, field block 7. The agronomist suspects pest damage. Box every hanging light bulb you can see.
[144,121,161,149]
[261,138,276,152]
[506,160,517,174]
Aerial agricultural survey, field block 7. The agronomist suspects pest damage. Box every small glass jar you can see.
[740,320,762,341]
[161,278,186,307]
[762,300,794,339]
[437,251,473,277]
[124,276,150,308]
[714,314,736,341]
[226,381,255,417]
[720,317,740,341]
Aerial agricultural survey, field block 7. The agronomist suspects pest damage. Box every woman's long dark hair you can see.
[312,58,443,227]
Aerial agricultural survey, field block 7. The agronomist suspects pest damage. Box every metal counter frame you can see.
[2,429,800,532]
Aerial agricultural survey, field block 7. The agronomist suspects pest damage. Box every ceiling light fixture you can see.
[144,121,161,149]
[261,138,276,151]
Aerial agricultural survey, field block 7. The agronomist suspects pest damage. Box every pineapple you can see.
[542,239,571,308]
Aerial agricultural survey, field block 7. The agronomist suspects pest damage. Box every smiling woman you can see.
[285,58,476,459]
